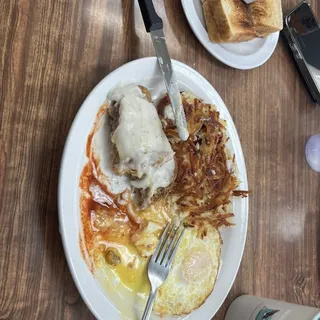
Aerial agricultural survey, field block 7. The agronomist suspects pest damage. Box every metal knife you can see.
[137,0,189,141]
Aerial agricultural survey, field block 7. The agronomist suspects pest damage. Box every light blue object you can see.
[306,134,320,172]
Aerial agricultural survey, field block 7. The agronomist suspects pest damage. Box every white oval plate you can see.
[181,0,279,70]
[58,57,248,320]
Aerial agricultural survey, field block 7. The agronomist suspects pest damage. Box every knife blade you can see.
[137,0,189,141]
[150,29,189,141]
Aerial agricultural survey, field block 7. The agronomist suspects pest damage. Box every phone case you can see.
[283,1,320,104]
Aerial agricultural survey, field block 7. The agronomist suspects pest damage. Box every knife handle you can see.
[137,0,163,32]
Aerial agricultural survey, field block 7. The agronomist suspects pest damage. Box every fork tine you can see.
[151,222,170,262]
[156,223,176,264]
[166,228,184,268]
[161,226,181,266]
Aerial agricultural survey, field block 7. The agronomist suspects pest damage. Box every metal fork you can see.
[141,222,185,320]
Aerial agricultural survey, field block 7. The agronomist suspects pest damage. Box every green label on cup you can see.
[256,308,280,320]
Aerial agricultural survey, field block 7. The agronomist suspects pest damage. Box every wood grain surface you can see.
[1,0,319,319]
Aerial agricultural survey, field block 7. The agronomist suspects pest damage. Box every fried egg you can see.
[153,225,221,315]
[92,223,221,317]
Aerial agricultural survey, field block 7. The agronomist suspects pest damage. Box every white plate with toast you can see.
[181,0,280,69]
[58,57,248,319]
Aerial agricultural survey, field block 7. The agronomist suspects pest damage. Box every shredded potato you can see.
[158,92,248,229]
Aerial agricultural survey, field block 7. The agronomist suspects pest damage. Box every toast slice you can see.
[202,0,222,42]
[203,0,256,43]
[248,0,283,37]
[202,0,283,43]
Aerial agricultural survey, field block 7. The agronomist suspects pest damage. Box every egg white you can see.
[153,225,222,315]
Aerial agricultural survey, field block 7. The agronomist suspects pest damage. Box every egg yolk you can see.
[114,258,150,294]
[101,242,150,295]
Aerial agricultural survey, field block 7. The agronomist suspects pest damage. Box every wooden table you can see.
[1,0,319,319]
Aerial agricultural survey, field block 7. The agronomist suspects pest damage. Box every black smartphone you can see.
[283,1,320,104]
